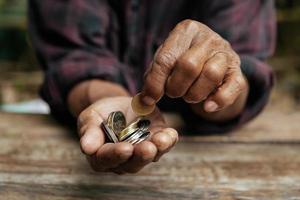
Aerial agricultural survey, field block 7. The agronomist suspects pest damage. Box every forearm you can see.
[67,79,130,117]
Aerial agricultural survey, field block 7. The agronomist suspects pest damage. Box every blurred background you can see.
[0,0,299,114]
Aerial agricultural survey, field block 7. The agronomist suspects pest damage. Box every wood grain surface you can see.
[0,108,300,200]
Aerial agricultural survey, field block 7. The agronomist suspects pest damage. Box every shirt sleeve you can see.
[28,0,136,123]
[181,0,276,133]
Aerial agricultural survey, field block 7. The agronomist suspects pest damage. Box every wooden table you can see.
[1,108,300,200]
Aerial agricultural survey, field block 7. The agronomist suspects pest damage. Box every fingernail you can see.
[205,101,218,112]
[141,96,156,106]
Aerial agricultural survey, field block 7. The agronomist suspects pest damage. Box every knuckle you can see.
[177,57,200,78]
[203,65,223,84]
[208,34,231,50]
[208,32,225,49]
[179,19,199,30]
[180,19,194,26]
[155,51,176,72]
[210,37,224,47]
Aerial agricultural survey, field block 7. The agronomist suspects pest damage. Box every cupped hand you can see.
[77,96,178,174]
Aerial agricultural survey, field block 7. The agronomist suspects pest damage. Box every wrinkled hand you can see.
[77,96,178,174]
[142,19,247,113]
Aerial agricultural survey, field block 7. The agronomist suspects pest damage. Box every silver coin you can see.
[124,129,146,143]
[111,111,126,136]
[102,111,151,145]
[124,131,143,143]
[137,131,150,142]
[129,131,150,145]
[122,118,151,143]
[137,119,151,132]
[101,122,119,143]
[118,118,142,141]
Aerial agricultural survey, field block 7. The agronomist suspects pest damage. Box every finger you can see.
[90,142,134,172]
[78,109,105,155]
[141,20,200,106]
[183,52,228,103]
[165,44,208,98]
[204,72,247,112]
[151,128,178,162]
[113,141,157,173]
[79,125,105,155]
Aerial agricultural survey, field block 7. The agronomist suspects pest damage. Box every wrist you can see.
[67,79,130,117]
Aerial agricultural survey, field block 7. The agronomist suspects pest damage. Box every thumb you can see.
[141,58,171,106]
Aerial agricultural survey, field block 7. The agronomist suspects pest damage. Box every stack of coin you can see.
[101,111,151,145]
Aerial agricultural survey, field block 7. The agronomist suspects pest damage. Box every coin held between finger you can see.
[131,93,155,116]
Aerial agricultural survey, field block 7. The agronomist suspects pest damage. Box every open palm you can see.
[77,96,178,174]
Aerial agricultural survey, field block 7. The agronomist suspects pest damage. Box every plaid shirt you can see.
[28,0,276,133]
